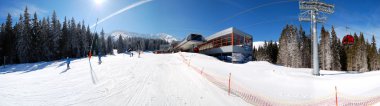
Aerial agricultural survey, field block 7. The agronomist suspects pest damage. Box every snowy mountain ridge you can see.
[108,31,178,43]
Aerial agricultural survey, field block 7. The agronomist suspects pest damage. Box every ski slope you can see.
[0,52,249,106]
[1,52,380,105]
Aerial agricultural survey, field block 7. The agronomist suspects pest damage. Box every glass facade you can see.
[198,33,252,51]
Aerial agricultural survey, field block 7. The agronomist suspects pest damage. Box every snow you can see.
[182,52,380,105]
[0,52,248,106]
[1,52,380,105]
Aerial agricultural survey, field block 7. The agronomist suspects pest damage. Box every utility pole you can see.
[299,0,334,76]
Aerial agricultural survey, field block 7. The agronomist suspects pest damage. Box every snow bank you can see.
[181,52,380,105]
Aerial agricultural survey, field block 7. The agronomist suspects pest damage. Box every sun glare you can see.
[94,0,104,5]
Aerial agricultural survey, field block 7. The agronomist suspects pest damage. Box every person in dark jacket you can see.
[66,57,71,69]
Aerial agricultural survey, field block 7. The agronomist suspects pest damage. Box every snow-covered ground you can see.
[0,52,248,106]
[1,52,380,105]
[182,52,380,105]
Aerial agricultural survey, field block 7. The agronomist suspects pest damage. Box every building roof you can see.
[206,27,252,40]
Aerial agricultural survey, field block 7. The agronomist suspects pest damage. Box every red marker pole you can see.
[228,73,231,96]
[335,86,338,106]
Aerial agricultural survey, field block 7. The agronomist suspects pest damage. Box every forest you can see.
[0,6,169,66]
[254,25,380,72]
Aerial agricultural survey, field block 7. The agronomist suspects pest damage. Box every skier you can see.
[138,51,141,58]
[66,57,71,69]
[128,48,133,57]
[98,52,102,64]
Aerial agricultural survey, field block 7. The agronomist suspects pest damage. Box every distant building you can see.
[173,27,253,63]
[198,27,253,62]
[173,34,205,52]
[159,44,171,51]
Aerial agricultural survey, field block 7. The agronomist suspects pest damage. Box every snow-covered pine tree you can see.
[277,25,289,66]
[288,25,302,68]
[356,33,368,72]
[299,25,311,68]
[367,35,378,71]
[319,26,332,70]
[330,26,341,71]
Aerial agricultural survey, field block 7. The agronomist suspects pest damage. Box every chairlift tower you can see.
[299,0,334,76]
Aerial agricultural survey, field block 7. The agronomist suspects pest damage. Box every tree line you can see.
[116,35,169,53]
[255,24,380,72]
[0,6,114,65]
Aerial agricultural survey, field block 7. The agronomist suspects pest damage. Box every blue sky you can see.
[0,0,380,44]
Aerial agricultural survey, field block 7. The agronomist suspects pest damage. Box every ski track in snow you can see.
[0,52,249,106]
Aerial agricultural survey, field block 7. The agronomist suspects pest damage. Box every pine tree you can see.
[299,25,311,68]
[354,33,368,72]
[330,26,341,70]
[106,36,114,55]
[92,32,99,55]
[51,11,61,59]
[0,23,4,65]
[277,25,289,66]
[81,21,88,57]
[117,35,124,53]
[17,6,33,63]
[366,35,378,70]
[3,13,17,64]
[86,25,92,56]
[31,12,43,62]
[40,17,52,61]
[319,26,332,70]
[60,17,69,58]
[99,28,106,55]
[339,39,347,71]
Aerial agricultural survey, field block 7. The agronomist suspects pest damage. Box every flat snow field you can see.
[0,52,249,106]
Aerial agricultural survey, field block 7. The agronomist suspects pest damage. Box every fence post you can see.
[335,86,338,106]
[229,73,231,96]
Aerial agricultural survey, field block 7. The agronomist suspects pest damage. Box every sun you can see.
[94,0,105,5]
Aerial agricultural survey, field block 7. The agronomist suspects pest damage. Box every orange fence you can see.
[178,52,380,106]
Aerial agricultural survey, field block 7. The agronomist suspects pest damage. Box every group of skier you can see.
[66,48,141,69]
[66,51,103,69]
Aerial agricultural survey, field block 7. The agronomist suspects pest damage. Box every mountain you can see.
[108,31,178,43]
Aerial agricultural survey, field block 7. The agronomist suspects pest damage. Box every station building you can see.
[173,27,253,62]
